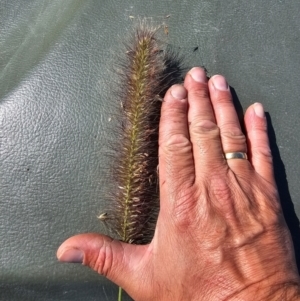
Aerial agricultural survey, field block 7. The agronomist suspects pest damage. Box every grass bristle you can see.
[102,22,184,246]
[111,24,162,244]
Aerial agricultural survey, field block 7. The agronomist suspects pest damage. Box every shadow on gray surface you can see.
[230,87,246,132]
[266,113,300,273]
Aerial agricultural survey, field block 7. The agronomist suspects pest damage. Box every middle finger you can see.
[184,67,227,177]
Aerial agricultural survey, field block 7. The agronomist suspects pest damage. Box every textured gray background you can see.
[1,0,300,300]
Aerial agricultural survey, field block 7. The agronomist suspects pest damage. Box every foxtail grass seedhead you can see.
[102,22,184,245]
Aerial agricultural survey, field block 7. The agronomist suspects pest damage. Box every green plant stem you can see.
[118,286,123,301]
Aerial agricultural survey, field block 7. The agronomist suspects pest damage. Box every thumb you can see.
[57,233,148,289]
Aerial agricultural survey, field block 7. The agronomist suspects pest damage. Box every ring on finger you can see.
[225,152,248,160]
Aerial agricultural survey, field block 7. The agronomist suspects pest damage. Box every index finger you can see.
[159,85,195,211]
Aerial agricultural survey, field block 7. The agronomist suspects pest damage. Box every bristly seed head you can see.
[103,21,185,245]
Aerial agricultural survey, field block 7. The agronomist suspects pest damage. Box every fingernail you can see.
[212,75,229,91]
[58,248,84,263]
[253,103,265,118]
[170,85,187,99]
[189,67,207,83]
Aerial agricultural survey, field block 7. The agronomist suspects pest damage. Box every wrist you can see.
[248,281,300,301]
[274,283,300,301]
[223,278,300,301]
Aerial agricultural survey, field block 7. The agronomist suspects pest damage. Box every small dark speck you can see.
[26,168,30,172]
[193,46,199,52]
[202,66,209,74]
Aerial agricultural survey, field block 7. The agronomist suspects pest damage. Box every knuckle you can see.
[215,95,232,104]
[190,87,209,100]
[160,104,187,127]
[221,130,246,145]
[93,243,113,277]
[221,126,244,138]
[231,223,266,248]
[163,133,191,153]
[252,119,268,131]
[252,145,273,161]
[190,120,220,137]
[161,99,187,117]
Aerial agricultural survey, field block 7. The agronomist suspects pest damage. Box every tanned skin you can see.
[58,67,300,301]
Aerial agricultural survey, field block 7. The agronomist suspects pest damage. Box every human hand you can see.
[57,67,300,300]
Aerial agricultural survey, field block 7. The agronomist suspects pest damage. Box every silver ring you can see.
[225,152,248,160]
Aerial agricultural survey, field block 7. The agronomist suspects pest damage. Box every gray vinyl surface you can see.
[1,1,300,300]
